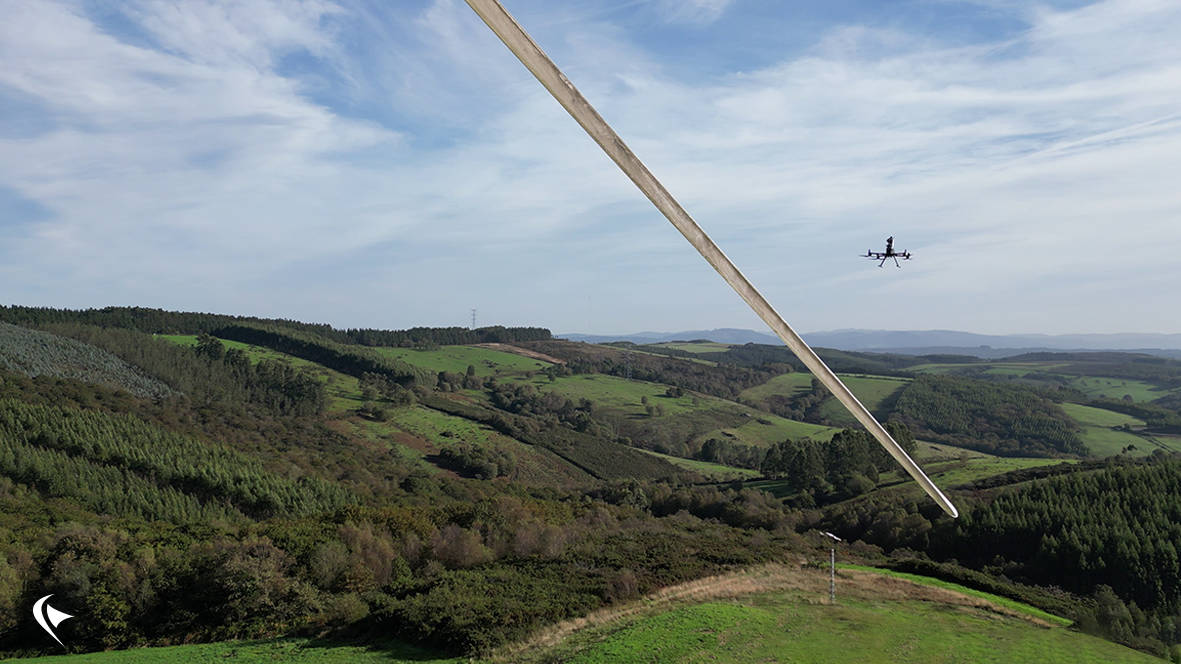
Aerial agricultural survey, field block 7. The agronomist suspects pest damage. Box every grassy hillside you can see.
[14,563,1154,664]
[1061,402,1151,457]
[638,449,761,481]
[160,333,364,414]
[10,639,462,663]
[737,372,813,403]
[503,564,1155,664]
[374,345,551,377]
[654,341,732,354]
[1068,376,1172,403]
[9,311,1181,660]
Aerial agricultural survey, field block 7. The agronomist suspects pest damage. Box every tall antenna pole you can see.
[464,0,957,517]
[471,308,477,330]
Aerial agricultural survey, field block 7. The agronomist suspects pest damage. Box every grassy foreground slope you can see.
[537,567,1155,664]
[4,639,462,663]
[22,563,1152,664]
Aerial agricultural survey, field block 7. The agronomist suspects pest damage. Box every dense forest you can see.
[893,374,1087,456]
[0,305,550,348]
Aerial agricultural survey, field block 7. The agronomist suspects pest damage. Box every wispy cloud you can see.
[650,0,734,26]
[1,0,1178,334]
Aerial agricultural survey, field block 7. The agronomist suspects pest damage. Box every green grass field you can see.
[737,372,814,403]
[740,451,1055,500]
[556,590,1153,664]
[373,345,550,377]
[711,414,838,447]
[527,374,703,417]
[838,565,1070,626]
[16,568,1155,664]
[5,638,462,663]
[1067,376,1169,403]
[837,375,910,410]
[1061,403,1146,428]
[392,404,506,447]
[906,361,1070,375]
[741,373,907,427]
[639,449,761,480]
[1145,435,1181,454]
[1060,403,1151,457]
[387,404,593,485]
[654,341,733,354]
[920,455,1068,488]
[912,441,993,461]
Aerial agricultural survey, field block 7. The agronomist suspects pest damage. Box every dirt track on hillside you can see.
[473,342,566,365]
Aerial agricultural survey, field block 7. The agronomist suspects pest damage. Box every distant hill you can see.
[803,329,1181,353]
[559,328,782,345]
[560,328,1181,359]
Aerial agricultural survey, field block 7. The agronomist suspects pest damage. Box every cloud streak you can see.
[1,0,1178,334]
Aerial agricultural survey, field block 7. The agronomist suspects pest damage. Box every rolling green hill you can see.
[505,564,1155,664]
[6,308,1181,661]
[20,563,1158,664]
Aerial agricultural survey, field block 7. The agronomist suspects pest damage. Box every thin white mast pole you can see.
[463,0,957,518]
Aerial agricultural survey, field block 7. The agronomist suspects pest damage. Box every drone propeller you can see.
[465,0,957,518]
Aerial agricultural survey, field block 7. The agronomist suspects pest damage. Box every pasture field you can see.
[1075,425,1151,457]
[812,374,909,425]
[905,362,986,374]
[1146,434,1181,453]
[1061,403,1146,428]
[1068,376,1169,402]
[537,568,1152,664]
[524,373,839,447]
[837,375,910,410]
[392,404,507,447]
[858,453,1069,498]
[384,405,591,484]
[741,373,906,426]
[838,565,1070,626]
[738,372,814,403]
[918,455,1068,488]
[906,361,1068,375]
[533,374,703,417]
[9,638,462,663]
[736,451,1050,500]
[912,441,993,461]
[617,346,718,366]
[638,449,761,480]
[1060,403,1152,457]
[706,414,839,448]
[654,341,732,354]
[373,345,550,377]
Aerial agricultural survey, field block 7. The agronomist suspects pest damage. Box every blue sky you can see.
[1,0,1178,336]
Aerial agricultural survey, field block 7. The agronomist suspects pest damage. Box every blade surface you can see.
[463,0,957,518]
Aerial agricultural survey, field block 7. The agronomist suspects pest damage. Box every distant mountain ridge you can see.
[559,328,1181,358]
[804,329,1181,351]
[558,328,782,345]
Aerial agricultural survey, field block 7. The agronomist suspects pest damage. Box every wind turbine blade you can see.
[463,0,957,518]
